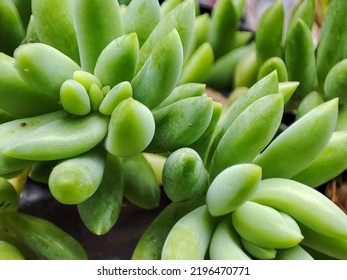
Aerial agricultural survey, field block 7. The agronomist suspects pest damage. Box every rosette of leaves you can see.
[0,0,218,243]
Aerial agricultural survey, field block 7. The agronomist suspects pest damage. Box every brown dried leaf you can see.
[325,180,347,214]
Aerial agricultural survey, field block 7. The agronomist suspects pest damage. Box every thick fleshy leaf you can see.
[74,0,123,72]
[122,153,160,209]
[4,112,109,161]
[206,71,279,167]
[254,99,338,178]
[179,42,214,84]
[0,0,24,55]
[122,0,161,46]
[0,53,60,118]
[136,0,195,72]
[48,148,106,205]
[105,98,155,157]
[208,0,239,59]
[146,96,213,153]
[32,0,79,63]
[3,212,88,260]
[132,29,183,109]
[255,0,284,65]
[0,110,68,175]
[209,94,284,180]
[316,0,347,90]
[94,33,139,87]
[285,19,316,99]
[14,43,80,100]
[78,154,123,235]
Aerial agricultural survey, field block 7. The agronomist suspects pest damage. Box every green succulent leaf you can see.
[122,0,161,46]
[132,29,183,109]
[14,43,80,100]
[32,0,79,63]
[94,33,139,88]
[147,96,213,153]
[74,0,124,72]
[137,0,195,71]
[78,154,123,235]
[3,112,109,161]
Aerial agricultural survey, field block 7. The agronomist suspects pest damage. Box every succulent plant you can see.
[133,0,347,260]
[1,0,347,261]
[0,0,218,259]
